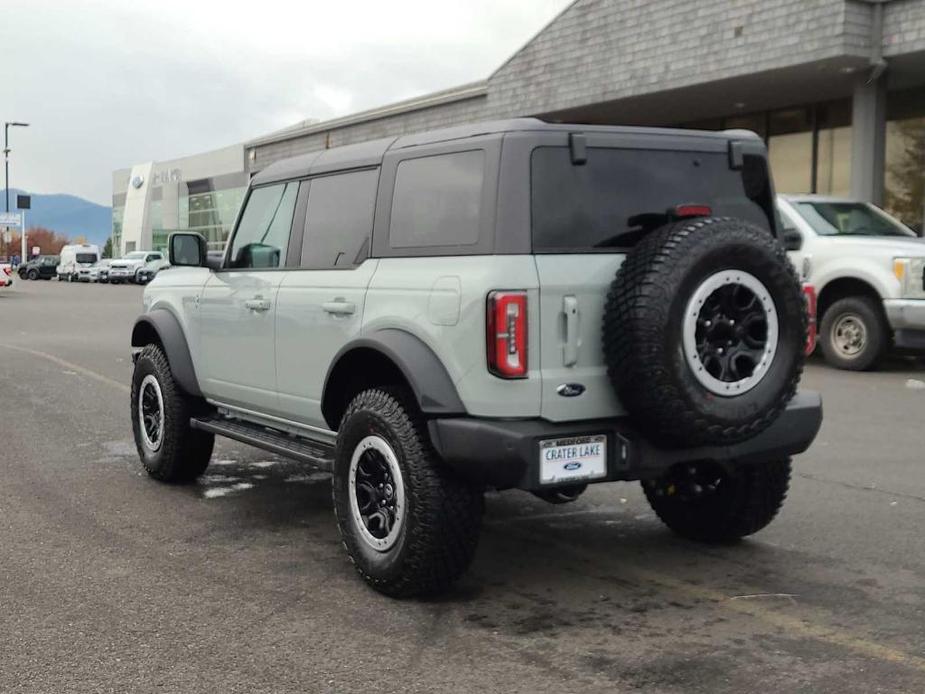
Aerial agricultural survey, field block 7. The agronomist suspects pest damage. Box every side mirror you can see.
[168,232,208,268]
[782,227,803,252]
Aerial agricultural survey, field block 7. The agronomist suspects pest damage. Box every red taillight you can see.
[2,267,10,277]
[672,204,713,219]
[487,290,528,378]
[802,283,817,356]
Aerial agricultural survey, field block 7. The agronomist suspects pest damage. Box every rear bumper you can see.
[429,391,823,491]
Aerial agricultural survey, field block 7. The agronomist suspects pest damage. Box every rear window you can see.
[531,147,770,252]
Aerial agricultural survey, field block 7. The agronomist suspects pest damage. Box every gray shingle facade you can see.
[249,0,925,180]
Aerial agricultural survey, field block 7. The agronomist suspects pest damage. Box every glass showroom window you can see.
[886,91,925,235]
[767,108,813,194]
[111,205,124,257]
[815,101,852,197]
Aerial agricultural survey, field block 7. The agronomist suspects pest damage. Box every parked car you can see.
[131,119,821,597]
[134,257,170,284]
[57,243,101,282]
[109,251,164,284]
[18,255,59,280]
[78,258,112,283]
[780,194,925,370]
[0,261,12,289]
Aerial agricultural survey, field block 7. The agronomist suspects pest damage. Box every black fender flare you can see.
[131,309,202,397]
[322,329,466,425]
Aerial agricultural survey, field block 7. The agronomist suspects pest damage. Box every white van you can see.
[57,244,101,282]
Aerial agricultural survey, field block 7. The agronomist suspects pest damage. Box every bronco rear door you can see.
[527,130,775,422]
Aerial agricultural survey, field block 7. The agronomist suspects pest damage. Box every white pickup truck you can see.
[779,195,925,370]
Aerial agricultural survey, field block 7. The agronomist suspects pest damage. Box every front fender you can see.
[131,309,202,397]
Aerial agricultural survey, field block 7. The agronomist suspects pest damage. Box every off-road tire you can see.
[333,388,483,597]
[642,458,791,542]
[603,217,805,448]
[818,295,889,371]
[131,344,213,483]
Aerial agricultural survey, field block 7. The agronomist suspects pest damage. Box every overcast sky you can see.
[2,0,571,206]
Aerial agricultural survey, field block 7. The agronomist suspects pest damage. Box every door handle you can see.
[563,295,579,367]
[322,300,356,316]
[244,297,271,312]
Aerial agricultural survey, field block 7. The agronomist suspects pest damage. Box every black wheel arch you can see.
[322,329,465,430]
[131,309,202,398]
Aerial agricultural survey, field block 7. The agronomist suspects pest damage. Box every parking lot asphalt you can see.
[1,278,924,693]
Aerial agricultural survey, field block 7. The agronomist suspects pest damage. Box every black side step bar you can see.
[191,415,334,470]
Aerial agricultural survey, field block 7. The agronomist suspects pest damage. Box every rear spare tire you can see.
[603,217,805,448]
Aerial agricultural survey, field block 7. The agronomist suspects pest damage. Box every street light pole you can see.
[4,121,29,214]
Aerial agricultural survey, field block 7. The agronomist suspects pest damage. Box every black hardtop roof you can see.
[250,118,759,186]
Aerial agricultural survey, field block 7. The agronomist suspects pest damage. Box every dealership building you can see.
[113,0,925,252]
[111,144,248,255]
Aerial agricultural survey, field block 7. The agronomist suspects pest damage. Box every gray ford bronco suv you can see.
[131,119,822,597]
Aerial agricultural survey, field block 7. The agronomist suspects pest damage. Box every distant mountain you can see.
[3,188,111,246]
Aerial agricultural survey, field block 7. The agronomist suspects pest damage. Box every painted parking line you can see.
[494,522,925,674]
[0,343,130,394]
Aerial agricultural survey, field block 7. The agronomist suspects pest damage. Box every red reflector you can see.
[673,204,713,218]
[487,291,528,378]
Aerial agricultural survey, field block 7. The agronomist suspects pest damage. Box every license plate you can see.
[539,434,607,485]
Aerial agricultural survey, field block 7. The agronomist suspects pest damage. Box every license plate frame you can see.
[539,434,607,485]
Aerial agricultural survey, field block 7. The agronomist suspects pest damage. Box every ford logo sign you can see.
[556,383,586,397]
[564,462,582,471]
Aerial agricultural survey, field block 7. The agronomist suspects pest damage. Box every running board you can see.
[191,415,334,470]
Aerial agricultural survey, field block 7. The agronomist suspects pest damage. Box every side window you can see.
[301,169,378,269]
[228,182,298,269]
[389,150,484,248]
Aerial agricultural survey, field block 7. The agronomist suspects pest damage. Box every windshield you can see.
[76,253,96,264]
[794,201,916,238]
[125,251,148,260]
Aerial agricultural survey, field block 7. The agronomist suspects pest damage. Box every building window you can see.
[768,108,813,194]
[111,205,124,257]
[886,90,925,234]
[886,117,925,233]
[815,101,852,197]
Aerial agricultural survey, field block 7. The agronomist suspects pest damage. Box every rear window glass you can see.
[389,150,483,248]
[531,147,770,251]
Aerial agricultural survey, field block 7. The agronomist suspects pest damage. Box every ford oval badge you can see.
[564,462,582,471]
[556,383,586,397]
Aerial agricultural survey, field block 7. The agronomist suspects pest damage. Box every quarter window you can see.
[389,150,484,248]
[228,182,298,269]
[301,169,379,269]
